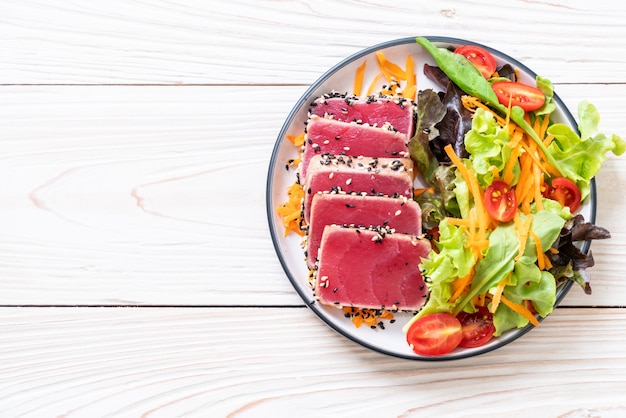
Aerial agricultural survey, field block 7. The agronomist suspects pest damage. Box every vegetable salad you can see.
[404,37,624,356]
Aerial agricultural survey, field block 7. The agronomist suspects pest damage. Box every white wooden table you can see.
[2,1,626,416]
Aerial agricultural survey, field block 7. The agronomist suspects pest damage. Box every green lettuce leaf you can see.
[404,219,475,328]
[464,107,517,188]
[546,101,625,199]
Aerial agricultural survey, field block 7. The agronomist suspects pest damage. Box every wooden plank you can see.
[0,84,624,307]
[1,307,626,416]
[3,0,626,85]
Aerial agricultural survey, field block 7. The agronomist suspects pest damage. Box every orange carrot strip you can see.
[450,271,474,303]
[444,217,471,227]
[514,213,533,261]
[402,54,416,100]
[533,168,544,212]
[444,144,489,247]
[490,273,512,313]
[530,229,545,270]
[402,85,416,101]
[366,72,384,96]
[413,187,435,198]
[353,60,367,96]
[539,114,551,138]
[500,295,539,326]
[286,132,305,147]
[375,52,394,83]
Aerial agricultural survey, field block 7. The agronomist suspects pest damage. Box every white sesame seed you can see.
[346,178,352,185]
[395,209,402,216]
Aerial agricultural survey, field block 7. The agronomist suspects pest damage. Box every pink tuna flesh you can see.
[315,225,430,311]
[302,154,414,222]
[307,194,421,268]
[309,93,414,136]
[299,115,408,179]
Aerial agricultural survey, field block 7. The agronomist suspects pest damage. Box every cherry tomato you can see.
[457,307,496,348]
[491,81,546,112]
[454,45,497,79]
[543,177,582,213]
[484,180,517,223]
[406,313,462,356]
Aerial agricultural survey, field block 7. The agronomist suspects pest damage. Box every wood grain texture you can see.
[0,85,624,307]
[3,0,626,85]
[2,307,626,417]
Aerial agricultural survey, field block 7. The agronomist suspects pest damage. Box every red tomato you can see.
[406,313,462,356]
[484,180,517,223]
[543,177,582,212]
[454,45,497,79]
[457,307,496,348]
[491,81,546,112]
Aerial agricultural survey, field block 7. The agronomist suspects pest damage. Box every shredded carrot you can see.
[375,51,407,81]
[450,270,474,303]
[402,85,416,101]
[530,229,545,270]
[502,142,522,186]
[342,306,394,329]
[286,132,305,147]
[403,54,417,100]
[539,115,550,138]
[533,168,544,212]
[500,295,539,326]
[276,182,305,237]
[366,72,384,96]
[413,187,435,198]
[543,253,553,270]
[461,96,508,126]
[490,272,512,313]
[444,217,471,227]
[444,144,489,254]
[514,213,533,261]
[353,60,367,97]
[376,55,394,84]
[489,165,500,180]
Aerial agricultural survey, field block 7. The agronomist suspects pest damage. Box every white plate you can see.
[266,36,595,360]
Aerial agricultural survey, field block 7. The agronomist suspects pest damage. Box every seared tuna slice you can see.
[310,93,414,136]
[306,194,421,268]
[302,154,414,222]
[315,225,430,311]
[300,115,408,179]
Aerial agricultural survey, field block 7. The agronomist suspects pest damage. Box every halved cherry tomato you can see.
[457,307,496,348]
[491,81,545,112]
[543,177,582,213]
[484,180,517,223]
[406,313,462,356]
[454,45,497,79]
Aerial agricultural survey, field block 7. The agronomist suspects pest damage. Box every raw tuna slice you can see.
[299,115,409,179]
[306,193,421,268]
[315,225,430,311]
[302,154,414,222]
[309,92,414,136]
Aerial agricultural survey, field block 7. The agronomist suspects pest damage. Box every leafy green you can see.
[452,224,519,315]
[405,219,475,327]
[545,101,626,199]
[408,89,447,184]
[415,36,565,175]
[464,108,517,188]
[416,37,500,106]
[414,165,461,229]
[534,75,556,116]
